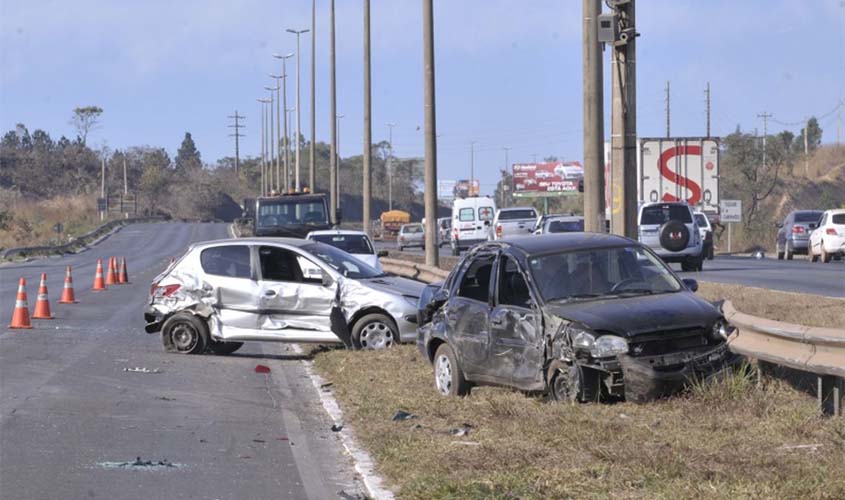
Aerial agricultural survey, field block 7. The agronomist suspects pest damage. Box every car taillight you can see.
[792,226,805,234]
[152,284,180,297]
[496,224,503,238]
[827,228,838,235]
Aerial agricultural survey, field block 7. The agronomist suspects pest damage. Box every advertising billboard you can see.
[453,179,480,199]
[639,138,720,214]
[512,161,583,198]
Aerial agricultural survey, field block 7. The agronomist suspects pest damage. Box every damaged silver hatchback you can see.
[145,238,424,354]
[417,233,742,402]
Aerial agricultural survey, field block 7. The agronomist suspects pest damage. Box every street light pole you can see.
[329,0,338,222]
[336,113,344,206]
[502,147,511,208]
[310,0,317,191]
[362,0,372,236]
[273,53,294,191]
[257,98,268,196]
[269,75,284,192]
[287,28,310,191]
[422,0,439,266]
[386,122,396,210]
[286,107,295,188]
[264,86,277,193]
[470,141,477,195]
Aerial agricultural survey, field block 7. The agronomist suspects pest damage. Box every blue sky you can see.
[2,0,843,195]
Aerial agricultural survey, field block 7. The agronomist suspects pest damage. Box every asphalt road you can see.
[0,222,365,500]
[376,240,845,298]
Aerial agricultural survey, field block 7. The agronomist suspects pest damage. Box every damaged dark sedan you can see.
[417,233,742,402]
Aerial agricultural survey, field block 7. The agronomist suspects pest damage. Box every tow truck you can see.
[238,191,339,238]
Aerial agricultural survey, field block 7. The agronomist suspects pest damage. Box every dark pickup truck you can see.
[238,192,337,238]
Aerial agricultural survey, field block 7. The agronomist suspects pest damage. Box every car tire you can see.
[351,313,398,350]
[161,313,209,355]
[451,245,459,256]
[811,252,819,263]
[398,245,404,252]
[208,341,243,355]
[658,220,690,252]
[433,343,470,397]
[785,241,794,260]
[549,361,599,403]
[821,245,832,263]
[777,242,784,260]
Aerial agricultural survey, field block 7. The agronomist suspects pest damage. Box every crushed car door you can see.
[255,245,341,343]
[488,254,544,390]
[447,252,495,378]
[199,244,263,335]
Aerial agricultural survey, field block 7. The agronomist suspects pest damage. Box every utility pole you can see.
[258,98,266,195]
[273,53,294,190]
[422,0,439,266]
[469,141,477,193]
[287,28,309,191]
[837,99,842,146]
[503,147,511,208]
[264,86,277,193]
[757,111,771,169]
[227,110,245,176]
[804,117,810,176]
[665,80,671,138]
[269,75,284,190]
[704,82,711,138]
[337,113,344,204]
[582,0,605,233]
[123,157,129,218]
[286,107,295,187]
[362,0,373,236]
[309,0,317,191]
[329,0,338,223]
[386,122,396,210]
[100,156,105,221]
[609,0,638,239]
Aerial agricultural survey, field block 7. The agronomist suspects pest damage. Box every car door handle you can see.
[264,290,277,297]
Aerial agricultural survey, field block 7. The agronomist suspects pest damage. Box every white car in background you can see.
[306,229,387,271]
[809,208,845,263]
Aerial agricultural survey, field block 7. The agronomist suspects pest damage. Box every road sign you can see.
[720,199,742,223]
[97,197,107,211]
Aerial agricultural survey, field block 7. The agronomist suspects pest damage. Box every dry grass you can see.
[0,194,102,250]
[697,282,845,329]
[315,346,845,499]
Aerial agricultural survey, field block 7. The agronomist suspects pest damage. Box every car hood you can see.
[543,291,719,338]
[359,275,424,298]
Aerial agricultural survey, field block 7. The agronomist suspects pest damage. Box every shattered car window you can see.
[529,245,681,303]
[302,242,382,279]
[497,256,531,308]
[457,255,494,302]
[200,245,251,278]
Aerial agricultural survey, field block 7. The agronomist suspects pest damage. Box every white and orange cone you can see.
[9,278,33,329]
[92,258,107,291]
[59,266,78,304]
[32,273,53,320]
[118,257,129,284]
[106,257,118,286]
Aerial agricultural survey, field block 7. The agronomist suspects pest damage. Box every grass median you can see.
[314,345,845,499]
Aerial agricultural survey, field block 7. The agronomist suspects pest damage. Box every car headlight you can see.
[403,295,419,308]
[591,335,629,358]
[712,319,730,340]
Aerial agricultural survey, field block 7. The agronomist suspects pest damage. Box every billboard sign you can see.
[512,161,583,197]
[453,179,480,199]
[639,138,720,213]
[720,199,742,223]
[438,180,457,200]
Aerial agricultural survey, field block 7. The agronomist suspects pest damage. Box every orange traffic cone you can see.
[118,257,129,284]
[32,273,53,320]
[105,257,117,285]
[59,266,78,304]
[93,258,107,291]
[9,278,33,329]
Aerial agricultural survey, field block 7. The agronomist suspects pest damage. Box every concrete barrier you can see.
[380,258,449,283]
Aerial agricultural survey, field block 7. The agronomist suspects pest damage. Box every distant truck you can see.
[379,210,411,240]
[238,192,335,238]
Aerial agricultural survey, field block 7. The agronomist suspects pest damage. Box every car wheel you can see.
[549,361,599,403]
[785,241,794,260]
[821,245,832,263]
[398,245,404,252]
[777,242,784,260]
[351,313,398,350]
[161,313,208,354]
[433,343,470,397]
[208,340,243,355]
[451,244,459,256]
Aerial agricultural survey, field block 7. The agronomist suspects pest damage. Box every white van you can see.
[450,197,497,255]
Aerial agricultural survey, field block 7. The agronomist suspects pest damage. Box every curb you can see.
[292,345,395,500]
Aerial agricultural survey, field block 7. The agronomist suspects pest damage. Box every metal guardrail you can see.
[724,300,844,416]
[1,216,169,260]
[380,257,450,284]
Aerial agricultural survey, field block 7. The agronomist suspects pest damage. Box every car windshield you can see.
[795,211,823,223]
[257,198,328,227]
[499,209,536,220]
[640,205,693,225]
[310,234,374,255]
[302,243,383,279]
[528,245,682,303]
[547,219,584,232]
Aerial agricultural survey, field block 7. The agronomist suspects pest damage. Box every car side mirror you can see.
[377,250,388,257]
[682,278,698,292]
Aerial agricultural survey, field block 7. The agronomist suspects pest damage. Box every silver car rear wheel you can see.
[435,353,453,395]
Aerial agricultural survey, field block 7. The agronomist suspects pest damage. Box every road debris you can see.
[255,364,271,374]
[123,367,162,374]
[448,424,473,437]
[98,457,180,470]
[155,396,176,401]
[450,441,481,447]
[331,424,344,432]
[780,444,823,452]
[391,410,418,422]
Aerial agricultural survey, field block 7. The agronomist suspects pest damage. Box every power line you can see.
[770,101,843,127]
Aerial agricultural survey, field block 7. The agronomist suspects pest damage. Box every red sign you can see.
[512,161,583,194]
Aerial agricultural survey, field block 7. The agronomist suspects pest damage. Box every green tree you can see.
[793,117,823,154]
[70,106,103,145]
[174,132,202,174]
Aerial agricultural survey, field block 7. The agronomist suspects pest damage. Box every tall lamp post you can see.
[286,28,310,191]
[386,122,396,210]
[263,86,277,193]
[336,113,344,204]
[257,98,270,195]
[273,52,294,190]
[269,75,284,192]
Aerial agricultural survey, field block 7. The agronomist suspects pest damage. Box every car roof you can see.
[484,232,634,256]
[826,208,845,215]
[546,215,583,221]
[307,229,367,237]
[188,237,314,252]
[499,206,536,211]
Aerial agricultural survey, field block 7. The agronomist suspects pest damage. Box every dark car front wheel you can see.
[161,313,209,354]
[549,361,599,403]
[433,344,470,397]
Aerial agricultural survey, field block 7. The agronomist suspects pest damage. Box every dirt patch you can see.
[315,346,845,499]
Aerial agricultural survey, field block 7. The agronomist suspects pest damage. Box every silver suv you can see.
[638,202,704,272]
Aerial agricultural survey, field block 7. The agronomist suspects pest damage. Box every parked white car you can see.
[307,229,386,271]
[809,208,845,263]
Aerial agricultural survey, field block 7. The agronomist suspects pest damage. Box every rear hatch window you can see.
[498,209,537,220]
[832,214,845,225]
[640,205,692,225]
[795,212,822,223]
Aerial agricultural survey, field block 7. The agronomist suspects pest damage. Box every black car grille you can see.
[627,328,713,357]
